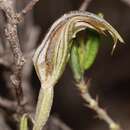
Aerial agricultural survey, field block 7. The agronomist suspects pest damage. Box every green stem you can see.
[33,87,54,130]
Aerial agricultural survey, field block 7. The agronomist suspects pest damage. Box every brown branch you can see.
[0,0,25,106]
[79,0,92,11]
[0,0,40,115]
[12,0,41,115]
[19,0,40,16]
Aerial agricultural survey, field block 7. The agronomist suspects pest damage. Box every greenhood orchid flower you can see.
[33,11,124,130]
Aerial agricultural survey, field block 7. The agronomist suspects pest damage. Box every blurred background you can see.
[1,0,130,130]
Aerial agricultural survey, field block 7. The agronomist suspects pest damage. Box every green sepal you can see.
[69,30,100,81]
[83,30,100,70]
[70,40,82,81]
[77,37,86,74]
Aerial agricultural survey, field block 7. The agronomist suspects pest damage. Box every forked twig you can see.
[77,79,121,130]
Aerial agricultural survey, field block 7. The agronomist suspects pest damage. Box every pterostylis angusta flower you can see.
[33,11,124,130]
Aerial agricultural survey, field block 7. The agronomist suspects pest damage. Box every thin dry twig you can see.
[0,2,41,127]
[16,0,40,114]
[20,0,40,16]
[0,0,25,106]
[77,79,121,130]
[79,0,92,11]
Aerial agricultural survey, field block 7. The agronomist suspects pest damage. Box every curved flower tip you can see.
[68,11,124,52]
[33,10,124,84]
